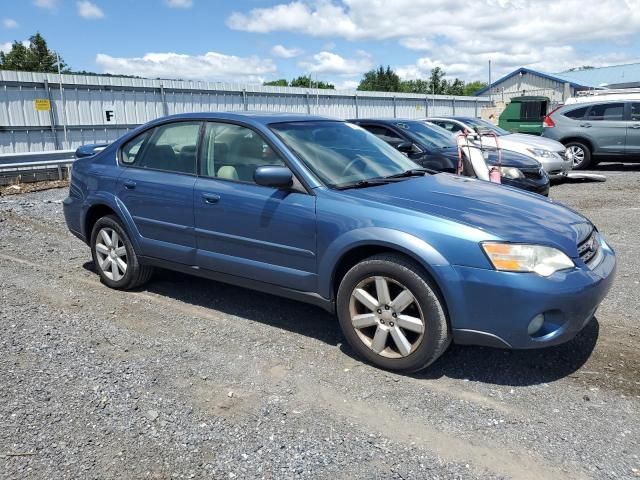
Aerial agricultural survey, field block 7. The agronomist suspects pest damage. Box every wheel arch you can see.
[82,194,141,252]
[321,229,455,322]
[561,136,594,153]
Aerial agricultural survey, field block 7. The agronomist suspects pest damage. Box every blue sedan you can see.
[63,112,616,372]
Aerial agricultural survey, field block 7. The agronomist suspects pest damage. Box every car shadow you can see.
[83,262,599,387]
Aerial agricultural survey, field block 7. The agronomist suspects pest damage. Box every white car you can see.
[426,117,573,179]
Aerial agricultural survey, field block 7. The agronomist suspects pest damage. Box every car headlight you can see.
[481,242,575,277]
[500,166,524,179]
[527,148,554,158]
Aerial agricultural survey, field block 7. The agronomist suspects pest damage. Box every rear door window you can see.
[563,106,588,120]
[360,125,404,143]
[586,103,624,121]
[630,103,640,121]
[131,121,201,174]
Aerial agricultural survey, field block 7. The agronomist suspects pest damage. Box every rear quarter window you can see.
[563,106,588,120]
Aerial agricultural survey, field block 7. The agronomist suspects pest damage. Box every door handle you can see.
[631,124,640,129]
[580,123,592,128]
[123,180,136,189]
[202,193,220,204]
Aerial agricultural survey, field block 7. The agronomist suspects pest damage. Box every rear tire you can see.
[90,215,153,290]
[336,254,451,372]
[566,141,592,170]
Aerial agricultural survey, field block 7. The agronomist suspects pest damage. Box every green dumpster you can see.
[498,96,549,135]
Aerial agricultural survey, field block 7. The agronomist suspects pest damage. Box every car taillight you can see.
[542,115,555,128]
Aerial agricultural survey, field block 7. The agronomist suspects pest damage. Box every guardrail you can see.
[0,151,75,186]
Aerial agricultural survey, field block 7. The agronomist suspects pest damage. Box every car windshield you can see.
[462,118,511,136]
[270,121,422,188]
[394,121,455,150]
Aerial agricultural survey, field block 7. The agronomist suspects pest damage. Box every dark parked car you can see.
[542,100,640,169]
[64,112,615,372]
[349,119,549,196]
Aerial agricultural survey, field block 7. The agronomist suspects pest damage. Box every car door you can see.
[117,121,201,265]
[625,102,640,157]
[193,121,317,292]
[582,102,626,154]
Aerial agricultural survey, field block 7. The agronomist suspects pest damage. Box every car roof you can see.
[349,118,424,124]
[150,111,336,126]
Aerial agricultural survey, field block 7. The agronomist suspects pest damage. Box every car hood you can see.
[341,174,591,256]
[499,133,566,152]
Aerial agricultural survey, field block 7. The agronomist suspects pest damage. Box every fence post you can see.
[393,95,397,118]
[43,79,60,150]
[160,84,168,116]
[242,89,248,111]
[452,97,456,116]
[354,91,359,118]
[425,95,429,117]
[474,99,478,118]
[305,91,311,114]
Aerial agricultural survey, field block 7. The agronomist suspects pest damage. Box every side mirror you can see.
[254,165,293,189]
[396,141,414,153]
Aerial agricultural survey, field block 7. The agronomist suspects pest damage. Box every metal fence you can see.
[0,70,491,154]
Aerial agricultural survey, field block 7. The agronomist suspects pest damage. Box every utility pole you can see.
[57,53,69,148]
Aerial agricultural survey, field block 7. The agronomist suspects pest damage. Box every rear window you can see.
[563,106,588,120]
[586,103,624,121]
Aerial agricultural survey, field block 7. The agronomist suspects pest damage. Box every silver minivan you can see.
[542,101,640,169]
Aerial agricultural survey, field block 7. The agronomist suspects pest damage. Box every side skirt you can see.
[139,255,335,313]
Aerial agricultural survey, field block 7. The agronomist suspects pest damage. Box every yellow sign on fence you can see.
[34,98,51,111]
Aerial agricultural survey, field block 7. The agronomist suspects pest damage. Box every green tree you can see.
[462,80,488,96]
[399,79,431,94]
[357,66,401,92]
[0,32,67,73]
[290,75,334,89]
[445,78,465,96]
[263,78,289,87]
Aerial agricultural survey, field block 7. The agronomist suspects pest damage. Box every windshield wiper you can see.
[334,178,394,190]
[384,168,435,179]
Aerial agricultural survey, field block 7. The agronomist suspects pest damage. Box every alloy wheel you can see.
[569,145,585,167]
[95,227,127,281]
[348,276,425,359]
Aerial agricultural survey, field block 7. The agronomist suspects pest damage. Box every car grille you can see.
[577,230,602,267]
[521,167,545,180]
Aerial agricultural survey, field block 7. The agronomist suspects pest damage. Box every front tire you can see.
[90,215,153,290]
[336,254,451,372]
[566,141,592,169]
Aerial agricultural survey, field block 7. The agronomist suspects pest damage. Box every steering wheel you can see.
[340,156,366,177]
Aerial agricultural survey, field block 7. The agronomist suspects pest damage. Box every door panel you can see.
[194,121,317,291]
[584,102,626,154]
[626,103,640,157]
[116,121,201,264]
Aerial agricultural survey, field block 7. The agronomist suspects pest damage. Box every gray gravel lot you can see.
[1,164,639,479]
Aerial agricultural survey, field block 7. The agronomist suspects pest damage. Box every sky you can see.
[2,0,640,89]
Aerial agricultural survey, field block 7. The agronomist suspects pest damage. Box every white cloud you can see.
[298,50,373,75]
[2,18,18,29]
[77,1,105,19]
[95,51,277,83]
[166,0,193,8]
[0,42,12,53]
[271,44,303,58]
[228,0,640,80]
[33,0,57,9]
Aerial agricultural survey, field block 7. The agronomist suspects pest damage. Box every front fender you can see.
[318,227,456,300]
[82,192,142,253]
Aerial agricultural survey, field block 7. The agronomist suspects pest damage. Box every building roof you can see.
[552,62,640,88]
[474,67,589,96]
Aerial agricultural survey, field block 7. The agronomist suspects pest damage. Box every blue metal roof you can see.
[552,62,640,88]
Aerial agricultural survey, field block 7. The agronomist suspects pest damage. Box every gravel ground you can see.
[0,164,638,479]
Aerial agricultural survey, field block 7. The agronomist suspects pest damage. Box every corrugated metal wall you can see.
[0,70,491,153]
[486,72,573,106]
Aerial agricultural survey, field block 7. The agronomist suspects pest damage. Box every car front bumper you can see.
[446,237,616,349]
[539,152,572,178]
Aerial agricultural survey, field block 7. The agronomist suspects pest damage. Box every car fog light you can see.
[528,314,545,336]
